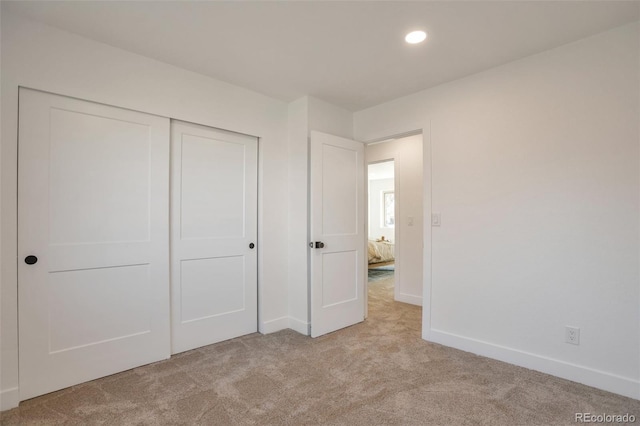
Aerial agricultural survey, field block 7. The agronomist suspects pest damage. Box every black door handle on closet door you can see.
[314,242,325,249]
[25,255,38,265]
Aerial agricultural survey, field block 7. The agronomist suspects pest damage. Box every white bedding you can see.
[368,240,395,264]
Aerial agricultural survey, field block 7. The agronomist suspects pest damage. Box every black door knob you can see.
[249,243,255,249]
[314,242,325,249]
[25,255,38,265]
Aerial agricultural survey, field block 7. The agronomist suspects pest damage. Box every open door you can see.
[310,131,366,337]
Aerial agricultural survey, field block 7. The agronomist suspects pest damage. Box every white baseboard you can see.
[428,329,640,400]
[395,293,422,306]
[288,317,310,335]
[261,316,310,336]
[1,387,20,411]
[260,316,289,334]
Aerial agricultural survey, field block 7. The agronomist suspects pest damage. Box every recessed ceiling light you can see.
[405,30,427,44]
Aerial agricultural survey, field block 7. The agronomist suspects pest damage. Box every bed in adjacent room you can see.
[368,239,395,268]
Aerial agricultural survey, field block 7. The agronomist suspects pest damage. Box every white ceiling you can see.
[5,1,639,111]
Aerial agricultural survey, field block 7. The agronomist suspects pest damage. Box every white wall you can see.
[355,23,640,399]
[368,177,394,241]
[286,96,354,335]
[308,97,354,140]
[367,136,424,306]
[0,12,290,409]
[286,97,310,334]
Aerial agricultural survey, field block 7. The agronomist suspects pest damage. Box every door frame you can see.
[365,158,399,316]
[306,127,430,337]
[362,128,431,339]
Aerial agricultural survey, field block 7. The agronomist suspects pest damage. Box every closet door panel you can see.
[18,88,170,400]
[170,120,257,354]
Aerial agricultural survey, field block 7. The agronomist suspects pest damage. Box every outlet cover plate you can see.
[565,326,580,345]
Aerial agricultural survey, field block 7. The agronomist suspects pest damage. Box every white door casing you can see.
[170,120,258,354]
[18,88,171,400]
[310,131,366,338]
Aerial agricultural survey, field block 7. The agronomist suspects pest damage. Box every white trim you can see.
[365,129,423,145]
[288,317,310,335]
[392,159,402,305]
[396,293,422,306]
[428,329,640,400]
[0,387,20,411]
[259,316,289,334]
[422,122,433,339]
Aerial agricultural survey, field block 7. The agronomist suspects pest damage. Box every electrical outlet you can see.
[565,326,580,345]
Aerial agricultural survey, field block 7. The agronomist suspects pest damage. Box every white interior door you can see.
[18,88,171,400]
[310,131,366,337]
[170,120,257,354]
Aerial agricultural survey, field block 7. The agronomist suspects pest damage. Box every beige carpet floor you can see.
[2,277,639,425]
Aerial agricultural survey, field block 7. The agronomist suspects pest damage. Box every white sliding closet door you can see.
[170,120,258,354]
[18,88,171,400]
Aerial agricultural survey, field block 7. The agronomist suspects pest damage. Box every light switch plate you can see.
[432,213,441,227]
